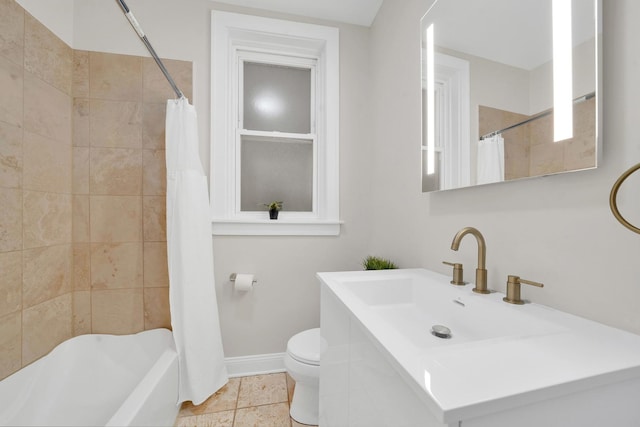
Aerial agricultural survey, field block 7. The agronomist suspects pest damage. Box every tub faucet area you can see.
[450,227,489,294]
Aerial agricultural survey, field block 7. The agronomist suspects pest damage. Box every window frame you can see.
[211,11,340,236]
[237,53,318,216]
[422,52,471,191]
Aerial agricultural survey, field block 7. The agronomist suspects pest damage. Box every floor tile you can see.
[175,410,234,427]
[180,378,241,416]
[234,402,290,427]
[286,373,295,403]
[237,373,288,408]
[173,373,319,427]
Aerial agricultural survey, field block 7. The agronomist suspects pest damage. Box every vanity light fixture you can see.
[552,0,573,142]
[425,23,435,174]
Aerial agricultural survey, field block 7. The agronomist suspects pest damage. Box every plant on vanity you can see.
[263,201,283,220]
[363,256,398,270]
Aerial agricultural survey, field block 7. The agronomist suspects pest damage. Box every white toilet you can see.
[284,328,326,425]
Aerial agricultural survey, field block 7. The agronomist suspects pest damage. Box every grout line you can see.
[231,407,237,427]
[19,4,25,372]
[86,52,93,335]
[235,376,243,410]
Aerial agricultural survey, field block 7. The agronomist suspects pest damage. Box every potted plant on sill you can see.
[263,201,283,220]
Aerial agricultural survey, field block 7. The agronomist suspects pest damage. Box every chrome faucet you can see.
[450,227,489,294]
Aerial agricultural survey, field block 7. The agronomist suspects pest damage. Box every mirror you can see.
[421,0,601,192]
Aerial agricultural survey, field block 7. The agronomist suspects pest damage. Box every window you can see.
[211,11,340,235]
[240,57,314,213]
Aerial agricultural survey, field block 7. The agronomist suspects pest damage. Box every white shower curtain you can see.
[165,98,228,405]
[477,134,505,185]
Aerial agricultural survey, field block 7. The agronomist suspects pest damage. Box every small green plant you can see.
[263,201,283,211]
[362,256,398,270]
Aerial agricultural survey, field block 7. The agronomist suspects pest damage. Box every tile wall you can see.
[478,106,530,181]
[0,0,73,380]
[479,96,596,180]
[0,0,192,380]
[71,50,191,336]
[528,96,596,176]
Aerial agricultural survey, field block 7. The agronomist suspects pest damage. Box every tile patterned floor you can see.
[174,373,317,427]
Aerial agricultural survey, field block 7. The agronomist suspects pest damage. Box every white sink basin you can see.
[338,272,562,347]
[318,268,640,422]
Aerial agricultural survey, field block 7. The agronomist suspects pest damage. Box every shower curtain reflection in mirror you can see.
[476,134,505,185]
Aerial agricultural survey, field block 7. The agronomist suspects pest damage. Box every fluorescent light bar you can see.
[552,0,573,142]
[426,23,435,174]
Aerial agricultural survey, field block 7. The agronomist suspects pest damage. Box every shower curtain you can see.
[166,98,228,405]
[477,134,505,185]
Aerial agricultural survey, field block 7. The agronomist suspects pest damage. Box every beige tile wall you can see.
[0,0,192,381]
[479,106,530,181]
[528,96,596,175]
[0,0,73,379]
[479,97,596,180]
[72,49,192,336]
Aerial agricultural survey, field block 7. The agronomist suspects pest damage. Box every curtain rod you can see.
[481,91,596,140]
[115,0,184,99]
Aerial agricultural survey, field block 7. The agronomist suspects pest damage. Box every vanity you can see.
[318,268,640,426]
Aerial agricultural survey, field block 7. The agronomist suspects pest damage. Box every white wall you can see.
[16,0,74,46]
[437,47,530,181]
[442,35,597,139]
[23,0,372,357]
[369,0,640,335]
[439,47,531,136]
[529,37,597,114]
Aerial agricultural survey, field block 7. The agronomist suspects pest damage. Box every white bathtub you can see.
[0,328,180,427]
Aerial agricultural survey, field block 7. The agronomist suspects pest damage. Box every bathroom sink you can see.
[318,268,640,423]
[334,270,562,348]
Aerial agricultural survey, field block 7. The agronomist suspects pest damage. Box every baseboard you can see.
[225,352,286,378]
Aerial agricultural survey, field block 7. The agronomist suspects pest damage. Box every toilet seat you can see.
[286,328,325,366]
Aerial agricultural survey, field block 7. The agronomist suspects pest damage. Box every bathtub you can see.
[0,328,180,427]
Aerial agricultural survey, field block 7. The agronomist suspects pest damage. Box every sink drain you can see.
[431,325,451,339]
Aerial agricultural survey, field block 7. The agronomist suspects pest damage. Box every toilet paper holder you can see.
[229,273,257,284]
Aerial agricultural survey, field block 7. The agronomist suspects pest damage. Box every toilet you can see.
[284,328,326,425]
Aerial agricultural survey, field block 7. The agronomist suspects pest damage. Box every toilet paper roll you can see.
[234,274,255,292]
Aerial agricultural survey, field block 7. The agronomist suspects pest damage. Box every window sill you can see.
[211,219,343,236]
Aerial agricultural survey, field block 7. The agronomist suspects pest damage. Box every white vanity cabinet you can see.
[318,269,640,427]
[321,286,448,427]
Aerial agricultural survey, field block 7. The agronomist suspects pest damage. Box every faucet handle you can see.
[442,261,465,285]
[503,275,544,305]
